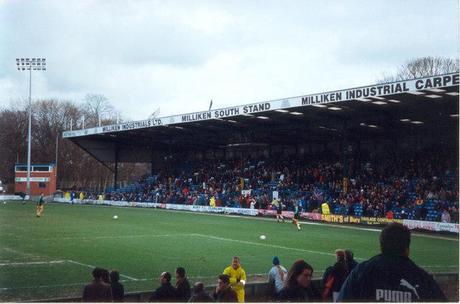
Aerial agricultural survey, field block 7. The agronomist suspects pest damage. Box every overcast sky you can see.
[0,0,458,121]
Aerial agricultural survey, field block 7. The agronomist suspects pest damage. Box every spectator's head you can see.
[272,256,280,266]
[285,259,313,288]
[110,270,120,283]
[335,249,346,262]
[231,256,240,269]
[193,282,205,294]
[160,271,172,284]
[92,267,104,280]
[218,274,230,288]
[176,266,186,280]
[380,223,411,257]
[344,249,354,262]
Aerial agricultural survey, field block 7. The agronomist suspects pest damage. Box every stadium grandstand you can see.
[62,73,459,228]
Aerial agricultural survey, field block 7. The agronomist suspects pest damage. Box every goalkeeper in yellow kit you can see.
[36,193,45,217]
[223,256,247,302]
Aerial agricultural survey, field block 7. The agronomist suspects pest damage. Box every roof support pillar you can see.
[341,120,350,178]
[113,145,119,190]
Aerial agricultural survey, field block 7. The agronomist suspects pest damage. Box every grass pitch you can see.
[0,201,458,301]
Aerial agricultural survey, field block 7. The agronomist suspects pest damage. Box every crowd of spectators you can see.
[101,148,458,223]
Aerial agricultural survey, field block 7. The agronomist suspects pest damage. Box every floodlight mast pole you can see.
[26,63,32,197]
[16,58,46,198]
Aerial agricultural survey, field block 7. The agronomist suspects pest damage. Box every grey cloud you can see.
[0,0,458,120]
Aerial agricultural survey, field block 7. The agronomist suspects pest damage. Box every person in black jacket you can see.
[175,267,191,302]
[110,270,124,302]
[150,272,177,302]
[337,223,447,302]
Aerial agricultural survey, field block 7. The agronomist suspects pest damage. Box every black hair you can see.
[176,267,186,278]
[380,223,411,256]
[110,270,120,283]
[218,274,230,284]
[92,267,104,279]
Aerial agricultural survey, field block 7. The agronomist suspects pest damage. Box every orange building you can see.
[14,163,57,196]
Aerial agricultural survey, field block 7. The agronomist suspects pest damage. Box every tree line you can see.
[0,94,145,193]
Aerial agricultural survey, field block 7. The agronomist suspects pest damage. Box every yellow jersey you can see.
[223,265,246,302]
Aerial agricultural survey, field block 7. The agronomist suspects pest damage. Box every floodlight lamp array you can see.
[16,58,46,71]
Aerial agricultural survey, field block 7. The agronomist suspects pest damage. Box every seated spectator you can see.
[213,274,238,302]
[322,249,349,302]
[277,259,313,302]
[268,256,287,298]
[149,272,177,302]
[82,267,113,302]
[110,270,124,302]
[337,223,447,302]
[175,267,191,302]
[188,282,213,302]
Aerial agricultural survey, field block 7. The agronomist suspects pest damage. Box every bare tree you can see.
[83,94,114,127]
[377,56,459,83]
[0,96,148,193]
[0,101,28,185]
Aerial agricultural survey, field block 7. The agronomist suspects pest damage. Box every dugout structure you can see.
[14,163,57,196]
[63,73,459,189]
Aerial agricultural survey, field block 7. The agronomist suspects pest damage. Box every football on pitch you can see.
[113,215,118,219]
[259,235,266,240]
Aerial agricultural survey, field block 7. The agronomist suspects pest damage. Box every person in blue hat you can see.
[268,256,287,298]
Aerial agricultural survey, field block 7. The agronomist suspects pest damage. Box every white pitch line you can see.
[191,233,338,258]
[0,282,86,291]
[66,259,95,269]
[119,273,139,281]
[15,233,195,242]
[411,233,459,242]
[67,259,139,281]
[0,247,43,259]
[0,260,66,266]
